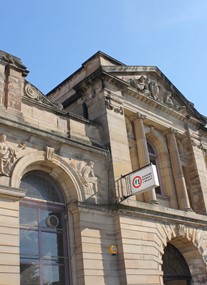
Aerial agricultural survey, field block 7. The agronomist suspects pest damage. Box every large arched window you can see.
[147,142,162,194]
[162,243,191,285]
[20,171,69,285]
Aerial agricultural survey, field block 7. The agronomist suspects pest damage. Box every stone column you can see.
[166,128,191,210]
[133,113,158,203]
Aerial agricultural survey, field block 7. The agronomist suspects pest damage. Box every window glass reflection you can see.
[43,264,65,285]
[20,207,38,227]
[20,229,38,257]
[42,232,64,258]
[20,263,40,285]
[20,171,68,285]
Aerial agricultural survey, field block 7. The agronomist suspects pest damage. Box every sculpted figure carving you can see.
[70,159,98,195]
[129,75,189,114]
[149,80,159,99]
[0,134,17,176]
[130,76,150,95]
[164,91,174,107]
[136,76,147,91]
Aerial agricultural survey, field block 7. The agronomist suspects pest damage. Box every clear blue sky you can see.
[1,0,207,115]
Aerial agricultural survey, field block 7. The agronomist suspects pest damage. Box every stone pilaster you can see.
[0,63,5,106]
[0,51,28,113]
[166,128,191,210]
[186,132,207,214]
[133,113,157,204]
[5,65,23,111]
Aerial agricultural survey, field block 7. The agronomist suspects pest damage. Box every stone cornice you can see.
[117,202,207,228]
[0,113,108,156]
[79,201,207,228]
[123,86,201,127]
[0,185,25,199]
[0,50,29,76]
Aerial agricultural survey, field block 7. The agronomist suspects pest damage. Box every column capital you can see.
[137,112,146,120]
[132,112,146,121]
[166,127,178,135]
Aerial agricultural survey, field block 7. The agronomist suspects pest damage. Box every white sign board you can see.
[129,164,159,195]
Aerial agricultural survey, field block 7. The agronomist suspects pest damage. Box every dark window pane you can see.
[42,232,64,258]
[20,263,40,285]
[20,206,38,227]
[20,171,62,203]
[43,264,65,285]
[147,142,155,155]
[20,229,38,257]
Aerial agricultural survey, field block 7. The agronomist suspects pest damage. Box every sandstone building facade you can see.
[0,50,207,285]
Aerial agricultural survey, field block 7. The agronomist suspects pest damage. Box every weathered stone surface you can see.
[0,50,207,284]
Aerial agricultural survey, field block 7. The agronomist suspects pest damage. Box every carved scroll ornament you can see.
[105,95,124,115]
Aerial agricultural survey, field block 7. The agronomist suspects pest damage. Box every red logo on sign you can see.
[132,176,142,188]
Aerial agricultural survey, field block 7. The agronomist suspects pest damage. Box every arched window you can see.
[162,243,191,284]
[147,142,162,194]
[20,171,69,285]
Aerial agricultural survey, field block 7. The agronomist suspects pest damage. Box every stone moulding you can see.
[10,150,85,203]
[0,185,25,199]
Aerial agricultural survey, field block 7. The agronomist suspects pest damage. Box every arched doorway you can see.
[19,171,70,285]
[162,243,191,285]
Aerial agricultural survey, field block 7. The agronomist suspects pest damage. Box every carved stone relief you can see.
[176,224,186,237]
[0,134,26,176]
[105,94,124,115]
[160,222,207,267]
[45,146,54,161]
[129,76,186,114]
[81,79,103,102]
[24,83,63,110]
[186,131,204,150]
[25,83,40,100]
[69,159,98,196]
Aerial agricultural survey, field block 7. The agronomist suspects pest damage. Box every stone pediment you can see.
[24,82,63,111]
[102,65,205,124]
[128,75,186,114]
